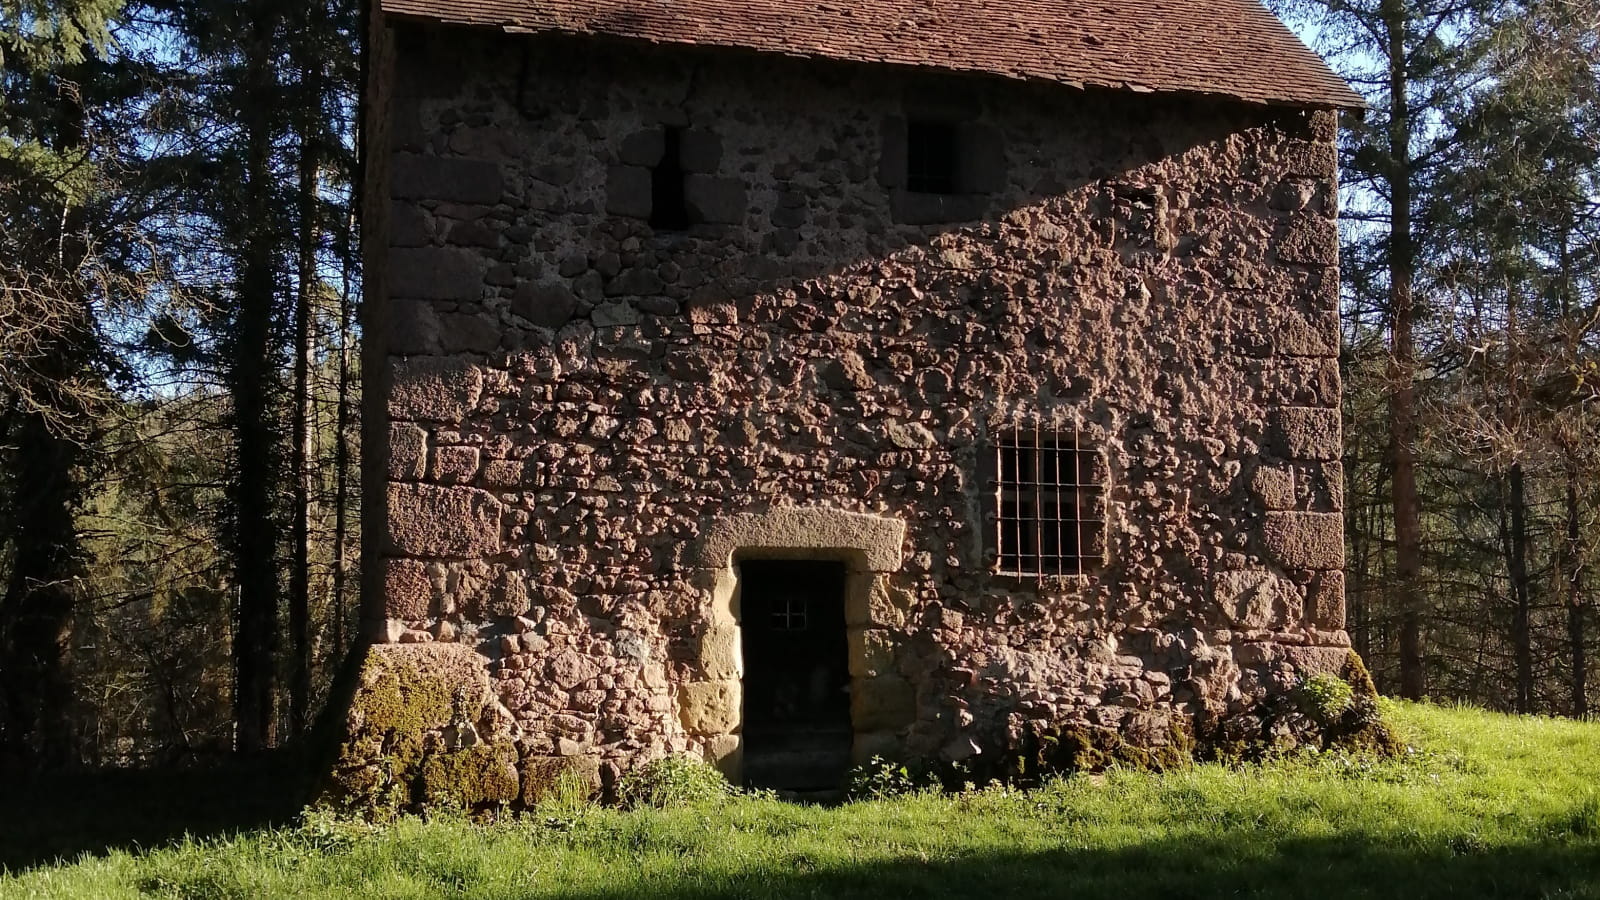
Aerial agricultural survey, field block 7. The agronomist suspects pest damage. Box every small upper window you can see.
[651,127,691,230]
[906,119,962,195]
[994,428,1103,576]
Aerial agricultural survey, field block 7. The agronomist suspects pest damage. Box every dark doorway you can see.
[738,559,852,794]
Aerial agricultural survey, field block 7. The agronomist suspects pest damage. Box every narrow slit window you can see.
[651,127,691,230]
[994,428,1103,576]
[906,119,962,194]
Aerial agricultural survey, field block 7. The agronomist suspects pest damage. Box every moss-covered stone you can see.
[319,644,494,817]
[1019,714,1196,781]
[521,755,603,808]
[1198,649,1402,762]
[1326,650,1404,756]
[419,742,520,810]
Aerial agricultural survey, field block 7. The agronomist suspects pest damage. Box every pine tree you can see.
[0,0,124,769]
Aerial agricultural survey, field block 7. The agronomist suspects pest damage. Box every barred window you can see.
[994,428,1103,576]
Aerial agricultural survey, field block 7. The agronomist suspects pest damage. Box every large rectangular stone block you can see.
[387,482,502,557]
[1276,214,1338,267]
[1305,570,1346,631]
[389,356,483,423]
[385,558,436,619]
[851,675,916,732]
[389,423,428,481]
[677,680,740,735]
[1272,406,1341,460]
[1261,511,1344,570]
[388,247,486,301]
[391,153,504,204]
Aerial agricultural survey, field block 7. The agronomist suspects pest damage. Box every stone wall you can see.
[339,23,1349,803]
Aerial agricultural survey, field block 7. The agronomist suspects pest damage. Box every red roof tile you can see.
[380,0,1364,110]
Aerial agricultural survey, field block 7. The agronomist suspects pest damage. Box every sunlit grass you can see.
[5,701,1600,899]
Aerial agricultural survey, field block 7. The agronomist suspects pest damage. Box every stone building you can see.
[337,0,1366,806]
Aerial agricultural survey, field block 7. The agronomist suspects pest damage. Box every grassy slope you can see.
[5,701,1600,899]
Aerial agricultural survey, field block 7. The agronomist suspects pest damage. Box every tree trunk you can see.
[332,227,354,660]
[0,63,97,771]
[288,55,318,739]
[1506,462,1533,713]
[1568,472,1588,718]
[0,410,82,770]
[230,17,283,754]
[1383,0,1426,700]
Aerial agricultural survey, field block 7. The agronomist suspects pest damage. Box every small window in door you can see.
[771,596,809,631]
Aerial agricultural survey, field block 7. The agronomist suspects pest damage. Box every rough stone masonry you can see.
[332,22,1354,809]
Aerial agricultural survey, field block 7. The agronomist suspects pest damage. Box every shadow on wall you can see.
[554,833,1600,900]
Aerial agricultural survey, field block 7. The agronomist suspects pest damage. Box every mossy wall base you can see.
[321,644,600,818]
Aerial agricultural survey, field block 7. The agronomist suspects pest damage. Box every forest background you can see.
[0,0,1595,772]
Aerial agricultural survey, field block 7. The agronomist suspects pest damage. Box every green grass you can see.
[6,701,1600,899]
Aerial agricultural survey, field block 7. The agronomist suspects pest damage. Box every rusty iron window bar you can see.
[771,596,809,631]
[994,426,1103,577]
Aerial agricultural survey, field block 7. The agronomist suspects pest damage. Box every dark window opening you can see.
[994,427,1103,576]
[651,127,691,230]
[906,119,962,194]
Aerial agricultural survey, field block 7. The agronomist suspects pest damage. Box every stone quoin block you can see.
[1272,307,1340,358]
[679,129,723,173]
[618,129,665,166]
[388,247,487,301]
[1276,214,1339,267]
[847,628,897,678]
[389,299,442,355]
[430,445,481,484]
[1213,569,1300,631]
[677,680,740,735]
[684,175,747,225]
[1305,569,1346,631]
[1250,465,1296,510]
[1261,511,1345,570]
[1272,406,1342,460]
[388,423,429,481]
[386,482,502,558]
[1280,140,1338,178]
[388,356,483,423]
[391,153,504,205]
[384,558,436,620]
[437,312,501,354]
[851,675,917,732]
[606,165,653,219]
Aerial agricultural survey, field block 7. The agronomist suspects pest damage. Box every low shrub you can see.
[616,756,734,809]
[1298,672,1356,723]
[847,756,936,801]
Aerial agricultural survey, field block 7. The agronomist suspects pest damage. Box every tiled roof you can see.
[381,0,1364,110]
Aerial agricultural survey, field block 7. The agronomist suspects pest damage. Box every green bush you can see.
[1298,672,1356,723]
[616,756,734,809]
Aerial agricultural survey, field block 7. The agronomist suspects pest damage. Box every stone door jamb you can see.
[679,507,908,781]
